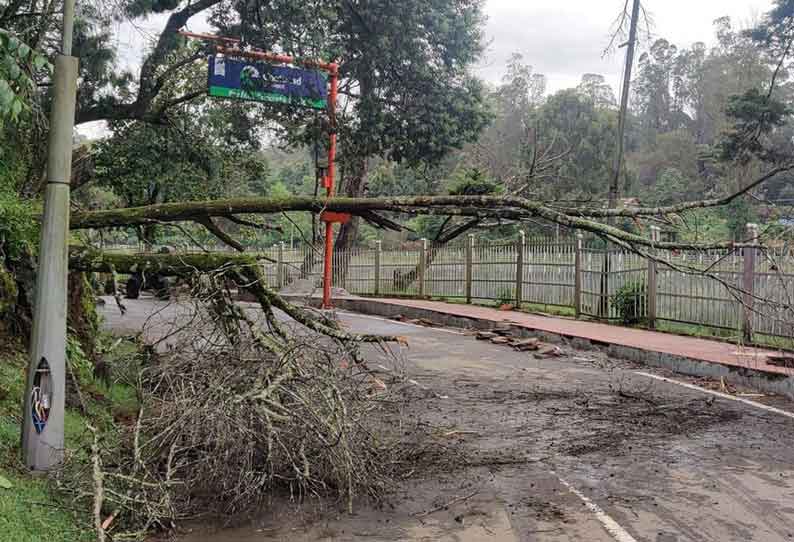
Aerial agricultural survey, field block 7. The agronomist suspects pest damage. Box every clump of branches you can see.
[60,266,413,539]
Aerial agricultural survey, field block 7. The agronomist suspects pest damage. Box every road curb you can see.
[292,295,794,400]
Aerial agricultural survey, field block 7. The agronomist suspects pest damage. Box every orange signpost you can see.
[189,32,342,308]
[320,63,340,309]
[214,45,340,308]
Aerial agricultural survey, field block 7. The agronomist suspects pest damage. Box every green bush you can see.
[495,286,514,307]
[612,280,647,325]
[0,186,38,261]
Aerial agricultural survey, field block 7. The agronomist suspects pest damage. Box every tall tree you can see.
[463,53,547,192]
[532,89,620,201]
[577,73,617,109]
[211,0,491,249]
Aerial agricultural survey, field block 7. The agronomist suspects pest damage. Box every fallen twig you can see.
[87,424,106,542]
[413,489,480,518]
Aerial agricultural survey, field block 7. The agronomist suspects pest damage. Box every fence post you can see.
[742,223,759,343]
[515,231,525,307]
[277,242,285,288]
[465,234,474,304]
[374,240,382,296]
[574,232,583,318]
[419,238,427,298]
[599,243,610,319]
[648,226,660,329]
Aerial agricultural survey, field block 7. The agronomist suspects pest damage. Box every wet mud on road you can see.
[101,298,794,541]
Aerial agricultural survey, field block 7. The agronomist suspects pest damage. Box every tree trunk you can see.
[392,218,479,290]
[335,158,369,251]
[68,184,788,252]
[335,66,374,259]
[334,158,368,284]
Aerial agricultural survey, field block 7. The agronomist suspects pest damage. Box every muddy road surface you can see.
[100,297,794,542]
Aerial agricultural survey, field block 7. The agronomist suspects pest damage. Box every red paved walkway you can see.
[365,297,794,377]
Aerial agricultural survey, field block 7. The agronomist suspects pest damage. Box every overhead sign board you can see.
[207,55,328,110]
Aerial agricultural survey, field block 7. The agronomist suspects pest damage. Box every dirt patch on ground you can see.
[399,369,746,470]
[558,396,743,457]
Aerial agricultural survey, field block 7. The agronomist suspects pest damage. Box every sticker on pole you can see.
[31,357,52,434]
[207,55,328,110]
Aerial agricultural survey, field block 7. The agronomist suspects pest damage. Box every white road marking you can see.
[634,371,794,420]
[552,472,639,542]
[338,311,466,335]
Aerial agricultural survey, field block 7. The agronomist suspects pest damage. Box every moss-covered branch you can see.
[71,195,761,251]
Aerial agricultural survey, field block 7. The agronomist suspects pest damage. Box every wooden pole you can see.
[419,238,428,298]
[277,242,285,288]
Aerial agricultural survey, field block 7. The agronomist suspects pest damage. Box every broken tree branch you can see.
[68,249,399,345]
[71,194,767,251]
[196,217,245,252]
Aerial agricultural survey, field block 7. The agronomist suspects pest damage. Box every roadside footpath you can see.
[295,295,794,399]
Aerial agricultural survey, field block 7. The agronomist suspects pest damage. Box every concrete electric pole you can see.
[21,0,78,471]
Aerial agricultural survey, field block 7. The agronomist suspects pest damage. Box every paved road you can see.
[100,297,794,542]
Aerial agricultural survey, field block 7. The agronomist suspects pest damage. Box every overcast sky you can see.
[478,0,774,94]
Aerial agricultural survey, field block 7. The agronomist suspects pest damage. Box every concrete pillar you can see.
[374,240,381,296]
[574,232,583,318]
[648,226,660,329]
[515,231,525,307]
[22,52,78,471]
[742,223,759,343]
[465,234,474,304]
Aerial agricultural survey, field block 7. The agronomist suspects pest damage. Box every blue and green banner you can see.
[207,55,328,110]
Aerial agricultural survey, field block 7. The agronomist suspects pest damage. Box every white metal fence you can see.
[269,235,794,343]
[105,232,794,344]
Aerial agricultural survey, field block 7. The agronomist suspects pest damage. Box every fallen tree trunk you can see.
[69,248,398,345]
[72,164,794,232]
[70,194,759,251]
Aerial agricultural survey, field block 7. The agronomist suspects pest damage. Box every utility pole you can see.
[608,0,641,210]
[22,0,78,471]
[602,0,640,319]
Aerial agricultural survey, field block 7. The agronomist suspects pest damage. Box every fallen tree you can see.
[57,163,794,537]
[67,162,794,339]
[71,177,788,251]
